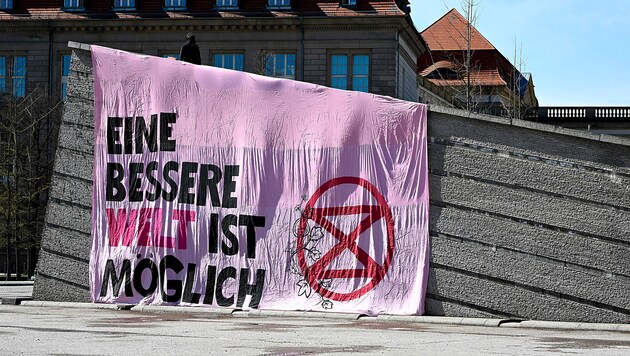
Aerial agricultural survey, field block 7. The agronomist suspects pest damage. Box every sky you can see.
[408,0,630,106]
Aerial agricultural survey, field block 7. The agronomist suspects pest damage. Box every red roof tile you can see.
[0,0,406,20]
[420,8,494,51]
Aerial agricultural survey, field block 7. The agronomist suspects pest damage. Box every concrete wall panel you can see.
[426,107,630,323]
[431,236,630,311]
[431,206,630,276]
[58,122,95,155]
[54,148,93,181]
[32,272,90,303]
[428,268,630,323]
[430,175,630,243]
[49,175,92,207]
[429,142,630,208]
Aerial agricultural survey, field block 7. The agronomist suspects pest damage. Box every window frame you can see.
[0,0,13,10]
[113,0,136,11]
[263,52,296,79]
[340,0,357,7]
[211,52,245,71]
[163,0,187,11]
[215,0,238,10]
[0,54,27,98]
[160,52,181,60]
[12,56,27,97]
[327,50,371,93]
[61,53,72,102]
[62,0,85,11]
[267,0,291,10]
[0,57,6,94]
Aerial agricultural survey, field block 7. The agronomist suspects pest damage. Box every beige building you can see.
[1,0,427,103]
[0,0,428,278]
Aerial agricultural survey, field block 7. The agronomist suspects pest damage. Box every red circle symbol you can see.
[296,176,395,302]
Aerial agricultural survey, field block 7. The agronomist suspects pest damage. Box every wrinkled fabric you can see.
[90,45,429,315]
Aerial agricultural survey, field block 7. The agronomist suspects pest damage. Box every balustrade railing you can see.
[529,107,630,123]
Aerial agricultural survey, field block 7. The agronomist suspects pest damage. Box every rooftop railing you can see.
[529,107,630,123]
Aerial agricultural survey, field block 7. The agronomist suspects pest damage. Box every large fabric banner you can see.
[90,45,429,315]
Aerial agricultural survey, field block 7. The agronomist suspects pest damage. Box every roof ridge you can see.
[420,7,495,51]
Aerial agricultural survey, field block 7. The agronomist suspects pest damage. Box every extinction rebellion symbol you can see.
[296,176,395,302]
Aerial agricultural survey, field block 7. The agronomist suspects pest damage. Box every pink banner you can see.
[90,45,429,315]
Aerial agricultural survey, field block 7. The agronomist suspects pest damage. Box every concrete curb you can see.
[15,302,630,332]
[247,309,362,320]
[132,304,235,315]
[500,320,630,332]
[21,301,120,310]
[359,315,505,327]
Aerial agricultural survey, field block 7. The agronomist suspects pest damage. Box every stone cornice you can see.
[0,15,410,33]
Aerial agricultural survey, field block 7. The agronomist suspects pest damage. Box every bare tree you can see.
[463,0,478,111]
[0,88,62,280]
[422,0,488,112]
[508,39,537,119]
[254,50,275,76]
[421,0,533,118]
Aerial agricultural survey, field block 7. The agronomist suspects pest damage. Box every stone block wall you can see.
[426,107,630,323]
[32,48,94,302]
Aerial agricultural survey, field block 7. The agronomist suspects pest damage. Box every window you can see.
[341,0,357,6]
[268,0,290,9]
[0,0,13,10]
[0,57,5,93]
[331,55,348,89]
[352,55,369,92]
[61,55,71,101]
[114,0,135,10]
[162,53,180,60]
[330,53,370,92]
[164,0,186,10]
[213,54,244,71]
[216,0,237,9]
[0,56,26,97]
[12,57,26,97]
[265,53,295,79]
[63,0,84,10]
[427,68,459,80]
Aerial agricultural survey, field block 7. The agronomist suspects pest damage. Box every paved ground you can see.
[1,282,629,355]
[0,304,629,355]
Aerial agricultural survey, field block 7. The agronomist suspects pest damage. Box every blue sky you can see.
[409,0,630,106]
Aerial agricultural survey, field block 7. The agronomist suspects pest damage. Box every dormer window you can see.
[164,0,186,11]
[216,0,238,10]
[114,0,135,11]
[63,0,85,11]
[426,68,459,80]
[0,0,13,10]
[268,0,290,9]
[341,0,357,7]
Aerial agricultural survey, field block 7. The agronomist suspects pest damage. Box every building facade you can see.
[0,0,427,279]
[0,0,426,103]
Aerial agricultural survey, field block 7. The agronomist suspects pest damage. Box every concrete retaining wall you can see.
[34,48,630,323]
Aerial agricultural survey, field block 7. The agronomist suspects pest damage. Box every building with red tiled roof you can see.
[0,0,427,102]
[417,8,538,117]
